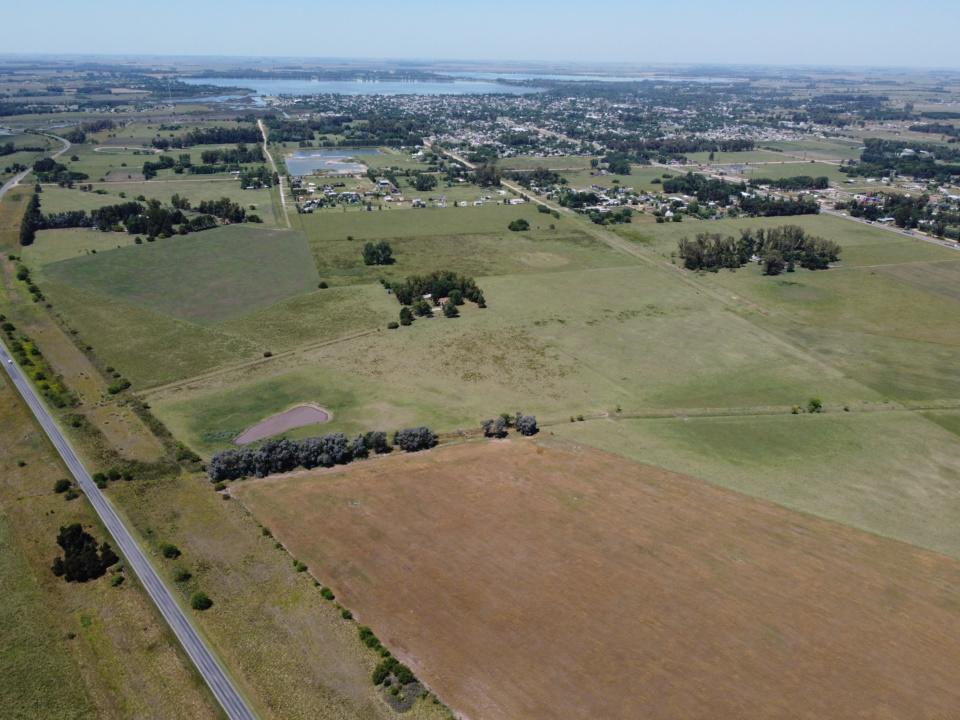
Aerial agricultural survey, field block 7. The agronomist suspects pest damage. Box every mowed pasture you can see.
[300,202,630,286]
[42,225,318,324]
[232,440,960,720]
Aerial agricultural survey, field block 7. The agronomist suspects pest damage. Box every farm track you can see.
[258,119,291,228]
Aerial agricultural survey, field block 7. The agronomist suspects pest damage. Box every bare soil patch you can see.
[233,440,960,720]
[234,403,331,444]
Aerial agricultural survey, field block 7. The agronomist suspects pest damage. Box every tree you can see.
[448,288,463,306]
[399,306,414,326]
[807,397,823,413]
[481,417,508,438]
[442,302,459,318]
[508,218,530,232]
[50,524,118,582]
[515,413,539,436]
[762,250,786,276]
[362,241,394,266]
[413,173,437,191]
[412,299,433,317]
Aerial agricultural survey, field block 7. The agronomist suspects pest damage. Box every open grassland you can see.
[713,160,848,184]
[233,440,960,720]
[683,149,789,164]
[0,379,219,720]
[24,228,139,265]
[498,154,596,171]
[42,225,318,325]
[151,260,878,455]
[762,137,863,162]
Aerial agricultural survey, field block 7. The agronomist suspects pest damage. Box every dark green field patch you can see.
[43,225,318,324]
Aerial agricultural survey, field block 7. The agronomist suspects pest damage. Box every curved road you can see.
[0,133,70,201]
[0,341,256,719]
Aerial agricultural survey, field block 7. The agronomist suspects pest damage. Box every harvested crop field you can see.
[234,403,331,444]
[232,440,960,720]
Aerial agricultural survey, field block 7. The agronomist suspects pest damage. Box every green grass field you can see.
[714,160,848,184]
[499,154,596,171]
[762,138,863,163]
[551,410,960,559]
[42,225,318,324]
[684,149,789,164]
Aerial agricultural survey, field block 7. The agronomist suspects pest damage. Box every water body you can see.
[182,77,541,97]
[286,147,382,176]
[446,71,739,83]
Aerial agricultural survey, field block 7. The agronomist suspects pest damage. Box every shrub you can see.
[111,573,125,586]
[53,478,72,494]
[320,586,335,601]
[508,218,530,231]
[399,307,413,326]
[190,591,213,611]
[293,559,307,572]
[387,321,399,329]
[341,608,353,620]
[442,302,459,318]
[358,625,381,649]
[174,568,192,582]
[263,351,273,358]
[318,281,328,289]
[159,543,181,559]
[481,417,508,438]
[807,397,823,414]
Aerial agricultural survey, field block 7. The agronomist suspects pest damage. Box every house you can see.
[509,198,525,205]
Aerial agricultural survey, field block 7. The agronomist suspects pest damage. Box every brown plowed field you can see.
[233,440,960,720]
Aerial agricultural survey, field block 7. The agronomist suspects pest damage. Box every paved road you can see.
[0,340,257,720]
[0,133,71,201]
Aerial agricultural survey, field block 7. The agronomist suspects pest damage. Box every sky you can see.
[3,0,958,69]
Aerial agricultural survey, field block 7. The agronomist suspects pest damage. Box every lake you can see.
[285,148,382,176]
[183,77,541,97]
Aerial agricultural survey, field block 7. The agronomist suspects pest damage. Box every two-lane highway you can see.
[0,339,257,720]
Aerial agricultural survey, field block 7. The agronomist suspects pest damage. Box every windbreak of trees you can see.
[19,193,42,246]
[240,166,274,188]
[739,194,820,217]
[200,144,264,164]
[208,428,426,481]
[50,523,119,582]
[142,155,176,179]
[37,199,220,237]
[152,126,262,149]
[908,123,960,138]
[678,225,840,274]
[389,271,485,307]
[749,175,830,190]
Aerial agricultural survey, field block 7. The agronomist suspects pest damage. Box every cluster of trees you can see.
[845,139,960,181]
[838,192,931,229]
[558,189,601,209]
[510,167,564,189]
[152,126,261,150]
[587,207,632,225]
[389,271,485,307]
[507,218,530,231]
[0,141,15,156]
[38,199,220,237]
[739,194,820,217]
[50,524,119,583]
[207,428,426,481]
[394,427,438,452]
[601,152,632,174]
[908,123,960,138]
[678,225,841,274]
[239,166,274,188]
[32,157,88,185]
[481,412,538,438]
[197,197,253,223]
[470,164,502,187]
[663,173,745,204]
[200,144,264,164]
[749,175,830,190]
[411,172,438,191]
[142,155,176,179]
[362,241,394,265]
